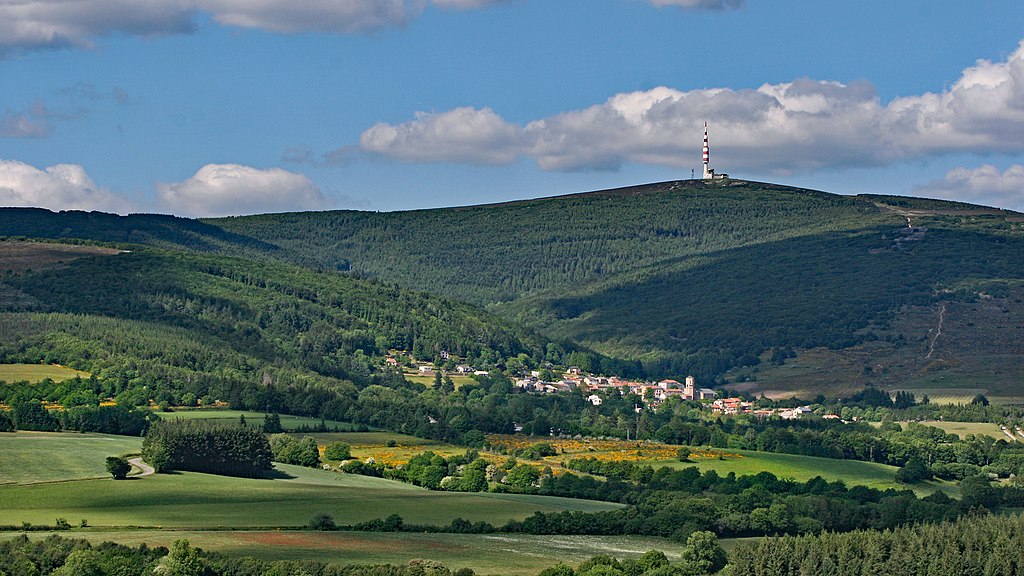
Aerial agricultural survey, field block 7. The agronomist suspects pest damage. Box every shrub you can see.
[105,456,132,480]
[323,441,352,461]
[308,513,337,531]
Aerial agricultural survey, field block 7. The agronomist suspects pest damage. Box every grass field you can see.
[0,463,622,529]
[0,363,90,384]
[160,409,363,431]
[1,531,683,574]
[306,431,465,465]
[403,372,476,389]
[0,431,142,484]
[903,421,1011,441]
[648,449,956,497]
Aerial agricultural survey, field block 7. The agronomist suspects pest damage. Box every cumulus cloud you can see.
[912,164,1024,211]
[156,164,327,217]
[0,160,133,213]
[360,107,524,165]
[359,40,1024,175]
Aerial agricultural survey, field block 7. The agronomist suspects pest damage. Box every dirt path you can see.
[128,457,155,477]
[925,303,947,359]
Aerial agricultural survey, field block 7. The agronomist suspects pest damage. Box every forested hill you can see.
[2,179,1022,384]
[0,246,553,409]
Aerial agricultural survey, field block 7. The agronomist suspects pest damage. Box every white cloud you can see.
[359,40,1024,176]
[912,164,1024,211]
[0,160,133,213]
[0,0,518,53]
[0,1,196,53]
[360,107,525,164]
[156,164,327,217]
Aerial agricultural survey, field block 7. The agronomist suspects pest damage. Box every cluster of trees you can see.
[142,420,272,477]
[729,512,1024,575]
[0,534,165,576]
[269,434,321,467]
[0,400,152,435]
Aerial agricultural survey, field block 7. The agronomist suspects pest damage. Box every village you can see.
[398,352,819,421]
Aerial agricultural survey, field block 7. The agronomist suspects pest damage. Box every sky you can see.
[1,0,1023,217]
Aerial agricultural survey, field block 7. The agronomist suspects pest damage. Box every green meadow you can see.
[0,431,142,484]
[648,447,957,497]
[0,463,622,529]
[0,363,90,384]
[2,531,684,575]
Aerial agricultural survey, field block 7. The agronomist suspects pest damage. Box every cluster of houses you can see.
[709,397,816,419]
[515,370,718,409]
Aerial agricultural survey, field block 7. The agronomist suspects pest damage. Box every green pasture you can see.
[2,531,683,575]
[0,431,142,484]
[906,421,1013,441]
[0,363,90,384]
[403,372,476,389]
[648,448,957,497]
[0,463,622,529]
[159,409,362,431]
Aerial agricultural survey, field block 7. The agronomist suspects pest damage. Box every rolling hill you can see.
[3,178,1022,394]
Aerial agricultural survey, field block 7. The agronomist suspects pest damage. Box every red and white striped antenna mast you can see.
[702,121,712,179]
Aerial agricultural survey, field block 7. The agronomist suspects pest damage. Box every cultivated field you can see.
[2,531,684,574]
[0,431,142,484]
[0,363,91,384]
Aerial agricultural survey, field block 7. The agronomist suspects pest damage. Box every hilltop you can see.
[2,179,1022,396]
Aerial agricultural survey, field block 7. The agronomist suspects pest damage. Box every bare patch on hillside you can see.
[726,288,1024,403]
[0,241,123,273]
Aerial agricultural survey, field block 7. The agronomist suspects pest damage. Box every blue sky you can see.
[1,0,1023,216]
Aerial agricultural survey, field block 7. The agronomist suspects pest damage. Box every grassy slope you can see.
[0,464,622,528]
[0,431,142,484]
[649,448,956,497]
[2,531,683,575]
[0,364,90,384]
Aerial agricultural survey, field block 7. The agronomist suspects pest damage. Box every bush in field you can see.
[323,441,352,461]
[105,456,131,480]
[142,420,272,477]
[269,434,321,467]
[308,513,337,531]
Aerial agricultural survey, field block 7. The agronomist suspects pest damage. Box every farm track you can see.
[128,457,155,477]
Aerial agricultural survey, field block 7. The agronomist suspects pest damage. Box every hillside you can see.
[2,179,1022,391]
[0,243,552,424]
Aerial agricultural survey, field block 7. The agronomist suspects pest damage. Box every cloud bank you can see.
[913,164,1024,212]
[0,160,133,213]
[156,164,327,217]
[359,40,1024,175]
[0,0,734,53]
